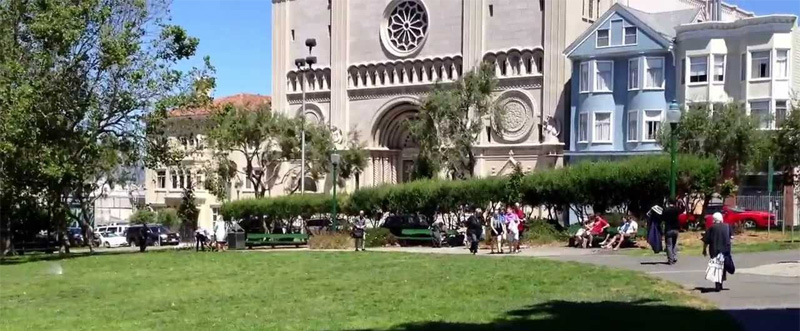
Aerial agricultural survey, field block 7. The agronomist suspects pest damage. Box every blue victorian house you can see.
[563,4,699,162]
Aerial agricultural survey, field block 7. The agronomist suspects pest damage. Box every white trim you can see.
[627,110,639,142]
[592,111,613,144]
[642,109,664,142]
[623,26,638,46]
[580,62,591,93]
[628,57,640,91]
[596,28,611,48]
[578,112,589,143]
[594,60,614,93]
[643,56,665,90]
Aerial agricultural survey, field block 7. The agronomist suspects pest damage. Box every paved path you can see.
[370,246,800,331]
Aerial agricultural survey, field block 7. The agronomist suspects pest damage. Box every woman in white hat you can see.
[703,212,734,291]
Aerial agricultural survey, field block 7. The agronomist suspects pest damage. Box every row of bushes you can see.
[221,155,720,222]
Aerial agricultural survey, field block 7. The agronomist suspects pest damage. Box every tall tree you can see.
[408,62,499,179]
[0,0,210,253]
[177,186,199,235]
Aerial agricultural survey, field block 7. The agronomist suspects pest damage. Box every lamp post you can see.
[666,100,682,200]
[330,152,340,231]
[295,38,317,195]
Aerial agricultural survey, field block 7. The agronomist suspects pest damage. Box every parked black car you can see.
[380,214,430,237]
[125,224,180,246]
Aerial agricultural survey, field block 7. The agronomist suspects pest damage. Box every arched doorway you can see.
[371,100,420,184]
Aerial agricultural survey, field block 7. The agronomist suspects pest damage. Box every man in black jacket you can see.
[662,199,682,264]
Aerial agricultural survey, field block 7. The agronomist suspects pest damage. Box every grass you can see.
[0,250,738,331]
[625,229,800,256]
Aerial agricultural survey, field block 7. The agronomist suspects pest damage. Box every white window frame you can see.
[594,60,614,92]
[775,100,789,129]
[644,56,665,89]
[628,58,639,90]
[623,26,637,45]
[580,62,591,93]
[642,110,663,142]
[775,49,789,80]
[627,110,639,142]
[596,28,610,48]
[578,113,589,143]
[749,100,771,130]
[592,111,613,143]
[171,170,178,190]
[712,54,725,83]
[750,50,771,81]
[156,170,166,190]
[212,207,221,223]
[740,53,746,81]
[688,56,708,85]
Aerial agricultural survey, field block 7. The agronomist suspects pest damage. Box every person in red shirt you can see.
[584,214,610,248]
[513,203,526,251]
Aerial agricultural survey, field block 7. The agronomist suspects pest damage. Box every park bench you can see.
[394,229,433,246]
[246,233,309,249]
[568,224,646,248]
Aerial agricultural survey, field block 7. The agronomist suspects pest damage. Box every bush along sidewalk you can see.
[221,155,720,227]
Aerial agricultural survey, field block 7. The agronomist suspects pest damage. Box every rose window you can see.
[381,0,429,57]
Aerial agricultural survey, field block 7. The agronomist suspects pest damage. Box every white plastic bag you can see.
[705,254,725,283]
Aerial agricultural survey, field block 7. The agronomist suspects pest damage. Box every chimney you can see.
[711,0,722,21]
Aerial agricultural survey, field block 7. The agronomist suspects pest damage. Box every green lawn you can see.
[0,251,737,331]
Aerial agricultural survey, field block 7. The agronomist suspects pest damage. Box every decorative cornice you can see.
[287,91,331,104]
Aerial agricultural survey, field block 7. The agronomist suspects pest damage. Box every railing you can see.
[736,194,784,221]
[347,56,463,89]
[483,48,544,79]
[286,68,332,93]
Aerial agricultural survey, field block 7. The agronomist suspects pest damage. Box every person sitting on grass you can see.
[604,216,638,251]
[573,217,593,248]
[583,214,609,248]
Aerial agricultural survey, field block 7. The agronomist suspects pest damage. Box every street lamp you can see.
[295,38,317,195]
[666,100,682,200]
[330,152,341,231]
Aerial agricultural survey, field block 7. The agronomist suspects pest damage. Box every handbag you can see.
[705,254,725,283]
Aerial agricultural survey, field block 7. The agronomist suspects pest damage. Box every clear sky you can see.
[171,0,272,98]
[169,0,797,99]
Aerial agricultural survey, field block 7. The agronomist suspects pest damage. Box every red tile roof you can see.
[169,93,271,117]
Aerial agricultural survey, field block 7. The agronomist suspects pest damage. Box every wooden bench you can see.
[394,229,433,246]
[246,233,309,248]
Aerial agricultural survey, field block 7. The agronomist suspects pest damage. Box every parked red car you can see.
[679,205,777,230]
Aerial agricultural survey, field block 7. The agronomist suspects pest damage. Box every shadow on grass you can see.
[0,247,190,265]
[336,299,749,331]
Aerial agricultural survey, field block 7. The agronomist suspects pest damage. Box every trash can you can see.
[227,232,246,250]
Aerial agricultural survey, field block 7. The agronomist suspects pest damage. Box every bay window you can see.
[775,100,788,128]
[595,61,613,92]
[643,110,663,141]
[593,112,612,143]
[578,113,588,143]
[713,55,725,82]
[627,110,638,142]
[580,62,590,92]
[750,101,770,129]
[689,56,707,83]
[628,58,639,90]
[645,57,664,88]
[751,51,770,79]
[776,50,788,79]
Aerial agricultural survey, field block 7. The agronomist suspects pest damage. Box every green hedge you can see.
[221,155,719,222]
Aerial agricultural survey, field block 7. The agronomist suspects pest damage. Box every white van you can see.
[96,223,129,235]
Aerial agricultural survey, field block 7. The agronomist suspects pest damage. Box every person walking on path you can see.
[505,207,521,254]
[663,199,681,264]
[138,224,151,253]
[490,210,506,254]
[703,212,735,291]
[352,211,367,251]
[465,207,482,255]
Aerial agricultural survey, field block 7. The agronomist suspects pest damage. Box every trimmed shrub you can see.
[365,227,397,247]
[522,219,569,246]
[308,231,353,249]
[222,155,720,225]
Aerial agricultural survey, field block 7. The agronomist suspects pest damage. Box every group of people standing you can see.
[460,203,526,255]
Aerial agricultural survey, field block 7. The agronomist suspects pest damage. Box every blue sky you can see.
[169,0,797,98]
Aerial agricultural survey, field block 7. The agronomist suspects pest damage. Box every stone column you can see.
[461,0,486,72]
[272,0,291,114]
[330,0,350,135]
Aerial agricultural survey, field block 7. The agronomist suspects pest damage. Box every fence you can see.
[735,195,784,222]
